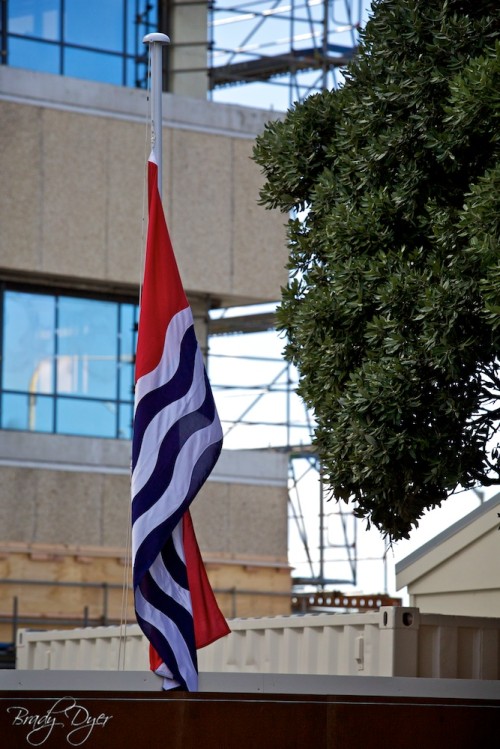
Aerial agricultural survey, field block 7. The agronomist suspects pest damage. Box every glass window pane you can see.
[126,0,158,57]
[120,304,137,356]
[57,297,118,399]
[119,403,133,440]
[0,289,138,440]
[7,37,60,74]
[120,362,135,402]
[65,0,123,52]
[1,393,54,432]
[64,47,123,85]
[126,0,137,56]
[126,55,143,89]
[9,0,60,41]
[3,291,56,393]
[57,398,116,437]
[119,304,137,401]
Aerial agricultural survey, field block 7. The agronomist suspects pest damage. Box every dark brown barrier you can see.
[0,690,498,749]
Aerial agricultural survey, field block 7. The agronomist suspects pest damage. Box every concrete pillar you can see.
[163,0,208,98]
[189,292,211,357]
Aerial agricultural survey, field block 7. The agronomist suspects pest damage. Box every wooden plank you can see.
[0,548,291,639]
[0,690,498,749]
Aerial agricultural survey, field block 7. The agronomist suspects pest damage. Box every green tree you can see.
[253,0,500,540]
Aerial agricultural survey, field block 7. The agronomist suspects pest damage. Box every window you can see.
[0,287,138,439]
[3,0,158,88]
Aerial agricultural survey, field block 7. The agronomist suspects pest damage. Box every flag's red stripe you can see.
[183,510,231,649]
[136,157,229,689]
[135,160,188,381]
[148,510,230,674]
[149,643,163,673]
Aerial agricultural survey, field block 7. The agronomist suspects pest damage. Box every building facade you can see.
[0,1,291,644]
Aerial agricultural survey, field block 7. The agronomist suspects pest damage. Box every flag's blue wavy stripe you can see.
[134,305,193,407]
[135,574,198,690]
[132,324,200,473]
[159,532,189,591]
[133,441,222,587]
[132,304,223,690]
[132,334,211,497]
[132,305,222,541]
[135,518,198,690]
[132,386,220,524]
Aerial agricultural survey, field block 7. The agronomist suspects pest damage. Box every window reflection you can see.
[119,304,136,401]
[119,402,133,440]
[6,0,158,88]
[58,297,118,399]
[65,0,124,52]
[9,0,60,41]
[8,38,60,73]
[65,48,123,86]
[2,393,54,432]
[3,291,55,393]
[57,398,117,438]
[1,289,137,439]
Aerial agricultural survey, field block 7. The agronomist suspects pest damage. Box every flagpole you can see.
[143,32,170,197]
[134,32,229,691]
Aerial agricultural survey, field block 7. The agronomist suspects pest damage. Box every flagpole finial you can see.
[143,33,170,45]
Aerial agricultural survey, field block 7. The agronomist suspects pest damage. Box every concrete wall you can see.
[0,66,292,632]
[0,66,287,306]
[0,432,291,633]
[0,432,288,559]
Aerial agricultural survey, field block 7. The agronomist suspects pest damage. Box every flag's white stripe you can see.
[154,660,179,686]
[172,517,187,564]
[148,524,192,614]
[131,347,206,497]
[132,417,222,560]
[135,306,193,410]
[135,587,197,691]
[154,661,175,680]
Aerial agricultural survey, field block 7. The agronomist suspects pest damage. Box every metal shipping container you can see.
[15,607,500,680]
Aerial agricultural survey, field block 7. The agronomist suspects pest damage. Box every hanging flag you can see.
[132,153,230,691]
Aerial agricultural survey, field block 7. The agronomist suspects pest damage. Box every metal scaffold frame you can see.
[208,306,393,605]
[204,3,376,599]
[208,0,364,107]
[160,0,390,604]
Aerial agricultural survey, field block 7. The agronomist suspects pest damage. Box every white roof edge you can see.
[395,493,500,587]
[0,431,289,486]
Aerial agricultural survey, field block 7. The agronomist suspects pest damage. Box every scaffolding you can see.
[201,2,393,602]
[208,305,393,602]
[209,0,365,108]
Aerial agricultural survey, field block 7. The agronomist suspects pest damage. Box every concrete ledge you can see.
[0,66,278,138]
[2,671,500,699]
[0,431,288,486]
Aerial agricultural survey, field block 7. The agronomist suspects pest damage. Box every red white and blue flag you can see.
[132,154,230,691]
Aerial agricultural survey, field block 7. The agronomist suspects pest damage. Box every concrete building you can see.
[0,1,291,644]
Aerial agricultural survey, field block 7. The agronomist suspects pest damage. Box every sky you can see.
[209,312,496,601]
[210,0,371,111]
[205,0,498,601]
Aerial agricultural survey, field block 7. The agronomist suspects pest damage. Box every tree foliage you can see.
[253,0,500,539]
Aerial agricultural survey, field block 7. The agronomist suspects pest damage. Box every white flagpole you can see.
[143,32,170,197]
